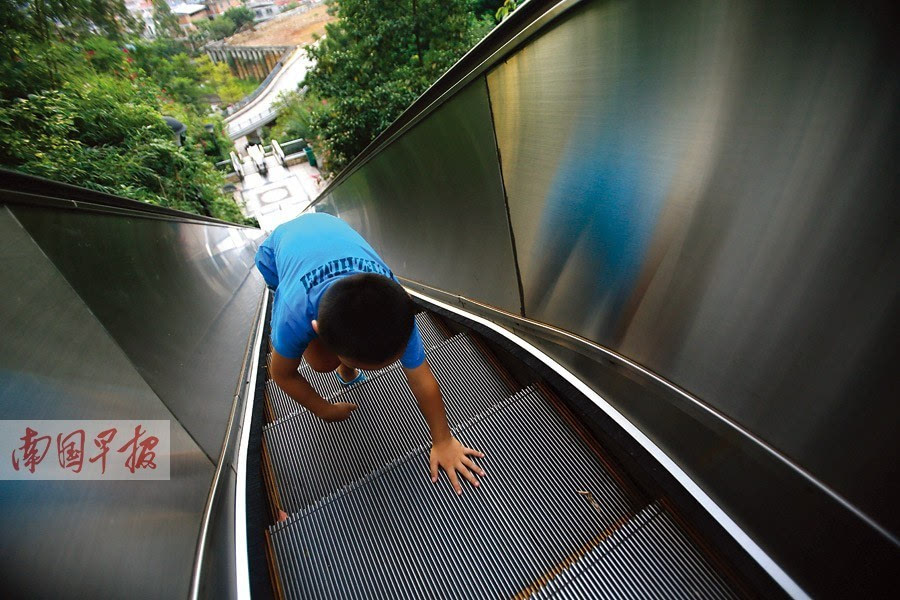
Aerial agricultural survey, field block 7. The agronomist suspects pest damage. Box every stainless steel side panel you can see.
[487,0,899,535]
[0,206,213,598]
[316,79,522,314]
[9,205,267,460]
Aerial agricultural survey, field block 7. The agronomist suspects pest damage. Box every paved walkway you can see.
[224,46,315,139]
[234,153,324,231]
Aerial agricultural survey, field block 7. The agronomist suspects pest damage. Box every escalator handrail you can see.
[0,167,255,228]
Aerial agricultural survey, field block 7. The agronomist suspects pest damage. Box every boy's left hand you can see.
[429,436,485,495]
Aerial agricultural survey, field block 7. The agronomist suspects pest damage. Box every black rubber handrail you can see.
[0,167,255,228]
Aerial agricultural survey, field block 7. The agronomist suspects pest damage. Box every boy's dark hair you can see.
[317,273,416,364]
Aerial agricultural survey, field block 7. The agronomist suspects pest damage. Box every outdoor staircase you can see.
[259,310,742,599]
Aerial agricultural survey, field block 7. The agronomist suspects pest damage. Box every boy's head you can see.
[316,273,416,367]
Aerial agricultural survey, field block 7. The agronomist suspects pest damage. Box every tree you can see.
[6,0,135,43]
[0,72,247,223]
[224,6,255,31]
[302,0,491,172]
[151,0,181,39]
[203,15,238,40]
[0,0,137,93]
[269,90,319,142]
[0,5,250,224]
[195,55,247,104]
[191,6,253,44]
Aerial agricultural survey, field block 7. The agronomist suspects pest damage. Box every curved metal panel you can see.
[0,207,213,598]
[487,0,899,538]
[0,167,250,227]
[316,79,522,313]
[9,205,267,460]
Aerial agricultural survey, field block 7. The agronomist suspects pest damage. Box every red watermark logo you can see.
[2,421,170,480]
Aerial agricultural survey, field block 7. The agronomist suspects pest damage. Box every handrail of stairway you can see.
[223,47,295,118]
[0,167,254,228]
[189,289,269,599]
[230,151,245,180]
[272,139,286,167]
[226,105,279,139]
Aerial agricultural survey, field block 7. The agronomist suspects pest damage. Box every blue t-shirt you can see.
[255,213,425,368]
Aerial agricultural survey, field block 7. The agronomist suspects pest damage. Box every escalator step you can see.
[269,386,665,600]
[534,503,737,599]
[263,333,512,512]
[266,312,450,420]
[414,309,449,350]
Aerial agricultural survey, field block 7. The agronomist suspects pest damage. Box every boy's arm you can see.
[270,350,357,422]
[404,360,485,495]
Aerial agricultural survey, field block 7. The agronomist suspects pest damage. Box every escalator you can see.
[255,308,754,598]
[2,0,897,597]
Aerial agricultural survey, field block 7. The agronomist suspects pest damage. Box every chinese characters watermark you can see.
[2,421,170,480]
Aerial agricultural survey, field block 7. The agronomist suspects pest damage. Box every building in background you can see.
[205,0,243,17]
[172,3,211,31]
[124,0,156,36]
[248,0,281,23]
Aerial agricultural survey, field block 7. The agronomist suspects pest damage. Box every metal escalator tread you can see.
[414,309,448,350]
[268,386,694,600]
[266,312,450,421]
[532,502,737,599]
[263,333,512,512]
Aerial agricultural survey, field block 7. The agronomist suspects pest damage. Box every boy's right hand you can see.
[318,402,358,422]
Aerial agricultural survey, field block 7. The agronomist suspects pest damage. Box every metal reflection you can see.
[316,79,522,313]
[0,206,213,598]
[276,0,900,593]
[9,205,267,460]
[487,0,899,535]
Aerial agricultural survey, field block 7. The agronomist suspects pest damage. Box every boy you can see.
[255,213,485,495]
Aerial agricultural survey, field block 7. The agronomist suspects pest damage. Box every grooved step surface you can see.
[266,312,449,420]
[269,387,650,600]
[534,504,738,600]
[261,311,741,599]
[263,333,511,512]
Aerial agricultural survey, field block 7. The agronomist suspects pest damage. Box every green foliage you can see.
[200,16,238,41]
[82,36,130,73]
[0,0,140,97]
[224,6,255,31]
[0,72,247,223]
[151,0,182,39]
[0,35,77,99]
[301,0,496,173]
[131,42,255,111]
[269,90,319,142]
[0,6,252,224]
[132,44,200,107]
[193,6,253,43]
[196,55,251,104]
[0,0,135,43]
[495,0,518,22]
